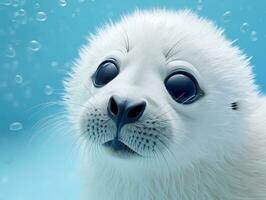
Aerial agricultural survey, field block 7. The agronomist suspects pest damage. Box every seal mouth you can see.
[103,139,139,156]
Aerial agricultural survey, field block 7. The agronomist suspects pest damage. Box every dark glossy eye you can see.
[164,72,203,104]
[92,60,119,87]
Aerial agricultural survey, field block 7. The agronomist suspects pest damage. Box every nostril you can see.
[109,97,119,115]
[127,102,146,119]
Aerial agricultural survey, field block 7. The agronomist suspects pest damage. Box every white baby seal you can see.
[64,9,266,200]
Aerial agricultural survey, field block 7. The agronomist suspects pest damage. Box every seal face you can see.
[64,9,258,163]
[64,9,266,200]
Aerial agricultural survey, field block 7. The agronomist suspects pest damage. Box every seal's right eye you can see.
[92,60,119,87]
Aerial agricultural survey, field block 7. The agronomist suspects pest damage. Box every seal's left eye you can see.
[164,71,204,104]
[93,60,119,87]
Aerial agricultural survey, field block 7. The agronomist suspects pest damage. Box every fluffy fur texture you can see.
[64,9,266,200]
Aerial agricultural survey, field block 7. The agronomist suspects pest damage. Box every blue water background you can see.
[0,0,265,199]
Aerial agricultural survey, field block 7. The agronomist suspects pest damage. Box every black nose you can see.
[107,95,146,130]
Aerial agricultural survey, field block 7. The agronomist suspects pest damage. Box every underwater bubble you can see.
[9,122,23,131]
[13,8,27,24]
[0,0,12,6]
[12,0,21,7]
[250,31,258,42]
[51,61,58,67]
[28,40,41,51]
[196,0,203,11]
[36,11,47,22]
[17,8,25,15]
[34,2,40,9]
[44,85,54,96]
[222,11,232,23]
[59,0,67,7]
[197,4,203,11]
[14,74,23,84]
[71,13,76,18]
[240,22,249,33]
[5,45,16,58]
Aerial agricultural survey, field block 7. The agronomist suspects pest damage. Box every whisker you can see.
[120,25,130,52]
[164,39,182,62]
[27,103,65,122]
[28,112,70,146]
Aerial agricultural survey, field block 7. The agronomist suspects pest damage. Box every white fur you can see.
[64,9,266,199]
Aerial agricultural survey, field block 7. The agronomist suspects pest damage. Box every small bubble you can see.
[34,2,40,9]
[240,22,249,33]
[17,8,25,15]
[59,0,67,7]
[5,45,16,58]
[14,74,23,84]
[222,11,232,23]
[197,0,203,11]
[0,0,12,6]
[12,0,20,7]
[28,40,41,51]
[250,31,258,42]
[13,8,27,24]
[9,122,23,131]
[71,13,76,18]
[11,0,25,7]
[36,11,47,22]
[44,85,54,95]
[51,61,58,67]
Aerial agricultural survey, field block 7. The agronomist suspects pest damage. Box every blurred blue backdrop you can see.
[0,0,265,199]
